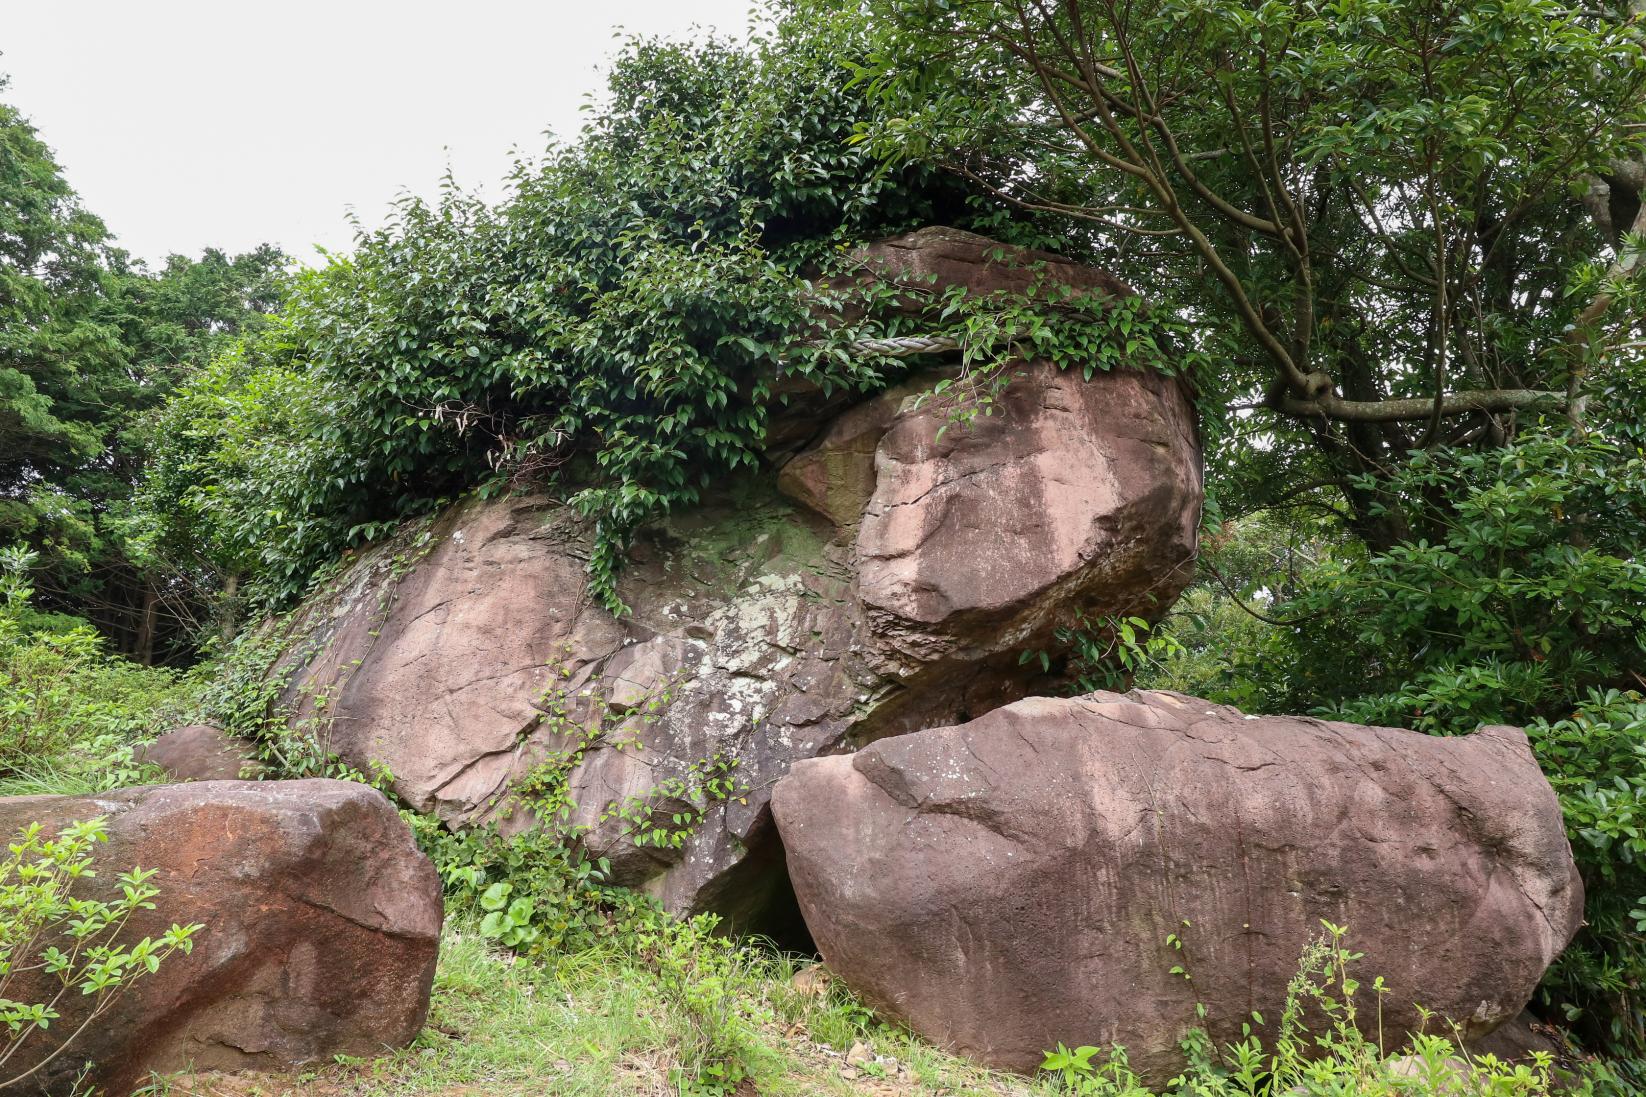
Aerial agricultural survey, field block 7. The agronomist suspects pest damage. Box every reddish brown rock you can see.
[766,225,1142,460]
[136,724,263,782]
[857,361,1196,672]
[771,690,1583,1084]
[264,229,1201,930]
[853,225,1137,304]
[775,377,911,530]
[0,780,441,1095]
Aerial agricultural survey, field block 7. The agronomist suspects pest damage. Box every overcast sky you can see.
[4,1,759,266]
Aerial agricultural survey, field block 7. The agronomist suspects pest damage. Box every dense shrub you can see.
[0,547,190,784]
[1143,434,1645,732]
[1529,692,1646,1063]
[1308,439,1646,734]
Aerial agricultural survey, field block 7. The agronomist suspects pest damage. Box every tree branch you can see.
[1272,387,1564,422]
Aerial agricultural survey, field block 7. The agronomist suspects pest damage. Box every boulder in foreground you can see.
[0,779,441,1095]
[772,690,1583,1085]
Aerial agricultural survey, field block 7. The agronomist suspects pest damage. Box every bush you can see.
[412,816,663,958]
[1527,691,1646,1065]
[1310,436,1646,735]
[1165,434,1646,735]
[0,547,190,785]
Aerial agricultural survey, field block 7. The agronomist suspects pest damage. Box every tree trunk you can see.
[220,572,241,644]
[134,584,159,667]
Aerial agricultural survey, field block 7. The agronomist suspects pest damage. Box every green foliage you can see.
[1528,692,1646,1068]
[1192,433,1646,733]
[475,881,539,951]
[637,913,768,1096]
[318,915,995,1097]
[417,817,661,958]
[1039,615,1189,693]
[1317,441,1646,733]
[603,750,749,851]
[0,816,200,1089]
[136,21,1195,615]
[0,75,109,475]
[0,75,287,658]
[131,274,453,611]
[828,0,1646,547]
[0,547,189,783]
[1041,924,1576,1096]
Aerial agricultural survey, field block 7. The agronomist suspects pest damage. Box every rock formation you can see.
[771,689,1584,1085]
[262,229,1203,931]
[136,724,263,782]
[0,779,441,1095]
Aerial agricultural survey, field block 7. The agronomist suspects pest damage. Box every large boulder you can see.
[781,361,1198,675]
[0,780,441,1095]
[771,690,1583,1084]
[262,231,1202,932]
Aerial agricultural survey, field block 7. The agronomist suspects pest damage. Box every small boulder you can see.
[772,690,1583,1085]
[0,779,441,1095]
[136,724,263,782]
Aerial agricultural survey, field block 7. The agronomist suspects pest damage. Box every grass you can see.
[143,918,1044,1097]
[139,918,1616,1097]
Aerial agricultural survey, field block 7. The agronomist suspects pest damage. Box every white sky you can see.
[3,1,760,266]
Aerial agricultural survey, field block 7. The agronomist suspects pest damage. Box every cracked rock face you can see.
[268,232,1201,930]
[0,780,441,1095]
[784,360,1200,675]
[771,690,1584,1084]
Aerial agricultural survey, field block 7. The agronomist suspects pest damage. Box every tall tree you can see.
[823,0,1646,544]
[42,247,287,662]
[0,78,285,660]
[0,76,111,527]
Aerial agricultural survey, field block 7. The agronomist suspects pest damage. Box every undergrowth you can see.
[0,548,186,797]
[133,914,1622,1097]
[1041,923,1599,1096]
[0,541,1630,1095]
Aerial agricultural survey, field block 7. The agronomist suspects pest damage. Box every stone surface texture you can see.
[0,779,441,1096]
[264,229,1202,929]
[771,689,1584,1084]
[136,724,264,782]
